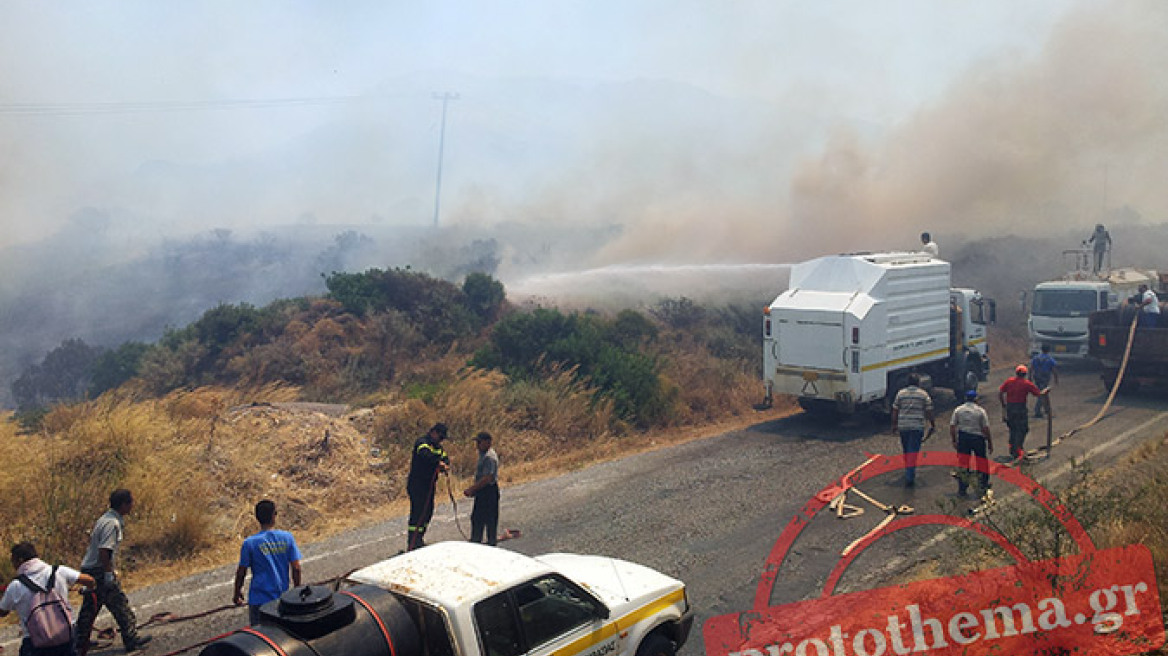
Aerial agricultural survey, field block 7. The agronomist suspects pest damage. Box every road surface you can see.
[5,364,1165,656]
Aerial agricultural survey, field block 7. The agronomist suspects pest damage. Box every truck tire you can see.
[954,357,979,401]
[635,632,676,656]
[962,366,980,397]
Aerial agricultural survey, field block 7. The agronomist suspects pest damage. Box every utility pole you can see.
[431,92,458,229]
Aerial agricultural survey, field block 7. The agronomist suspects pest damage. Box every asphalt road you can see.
[7,363,1167,656]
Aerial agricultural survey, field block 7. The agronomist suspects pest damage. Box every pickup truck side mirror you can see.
[988,299,997,325]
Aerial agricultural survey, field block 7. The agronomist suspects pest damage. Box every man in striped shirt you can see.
[891,373,935,488]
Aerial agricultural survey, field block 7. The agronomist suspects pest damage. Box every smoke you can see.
[778,0,1168,258]
[577,1,1168,265]
[4,2,1168,406]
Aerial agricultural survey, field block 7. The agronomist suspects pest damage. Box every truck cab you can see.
[1027,249,1155,358]
[1028,280,1112,357]
[352,543,692,656]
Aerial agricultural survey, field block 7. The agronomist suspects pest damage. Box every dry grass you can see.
[0,362,788,593]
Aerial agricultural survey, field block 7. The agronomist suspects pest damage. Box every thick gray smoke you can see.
[580,1,1167,265]
[3,1,1166,407]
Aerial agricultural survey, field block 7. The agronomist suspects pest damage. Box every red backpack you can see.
[16,566,74,648]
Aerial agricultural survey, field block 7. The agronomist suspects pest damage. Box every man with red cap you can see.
[998,365,1049,461]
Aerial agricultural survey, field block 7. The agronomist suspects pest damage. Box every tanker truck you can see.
[200,542,693,656]
[1027,247,1156,358]
[762,252,995,415]
[1088,273,1168,392]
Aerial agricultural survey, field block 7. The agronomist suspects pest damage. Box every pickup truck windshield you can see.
[1032,289,1098,317]
[475,575,605,656]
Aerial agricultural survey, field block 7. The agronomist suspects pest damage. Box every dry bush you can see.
[659,340,758,424]
[502,366,614,440]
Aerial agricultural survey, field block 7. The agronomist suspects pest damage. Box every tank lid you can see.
[278,585,335,617]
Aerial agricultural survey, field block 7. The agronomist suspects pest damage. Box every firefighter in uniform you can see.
[406,423,450,551]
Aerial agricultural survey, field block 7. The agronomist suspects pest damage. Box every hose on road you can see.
[1042,310,1139,452]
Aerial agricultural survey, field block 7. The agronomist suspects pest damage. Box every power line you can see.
[0,93,409,116]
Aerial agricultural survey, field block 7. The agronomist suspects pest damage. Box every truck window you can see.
[1032,289,1098,317]
[969,299,985,325]
[390,593,458,656]
[515,575,603,649]
[475,593,524,656]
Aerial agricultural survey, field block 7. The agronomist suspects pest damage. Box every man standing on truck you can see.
[407,423,451,551]
[950,390,993,497]
[998,365,1048,461]
[1137,283,1160,328]
[1029,345,1059,419]
[1087,224,1111,274]
[920,232,939,258]
[891,373,935,488]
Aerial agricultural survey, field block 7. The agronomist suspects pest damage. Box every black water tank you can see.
[200,585,422,656]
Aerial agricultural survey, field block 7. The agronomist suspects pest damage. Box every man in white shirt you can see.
[0,542,95,656]
[950,390,993,497]
[920,232,939,258]
[1137,284,1160,328]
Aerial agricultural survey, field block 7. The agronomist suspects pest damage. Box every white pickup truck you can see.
[201,542,693,656]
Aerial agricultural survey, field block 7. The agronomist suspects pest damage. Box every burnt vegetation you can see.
[10,263,765,433]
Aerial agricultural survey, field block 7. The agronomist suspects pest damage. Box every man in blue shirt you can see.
[233,500,302,625]
[1030,345,1059,418]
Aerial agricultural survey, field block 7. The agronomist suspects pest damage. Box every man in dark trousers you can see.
[74,489,151,655]
[463,431,500,546]
[1087,223,1111,274]
[406,423,450,551]
[998,365,1048,461]
[950,390,993,497]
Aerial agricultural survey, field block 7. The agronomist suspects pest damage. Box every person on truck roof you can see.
[998,366,1048,462]
[920,232,939,258]
[1086,224,1111,274]
[1137,284,1160,329]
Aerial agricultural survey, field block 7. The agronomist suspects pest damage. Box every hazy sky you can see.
[7,0,1162,261]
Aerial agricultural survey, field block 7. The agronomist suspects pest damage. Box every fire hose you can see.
[1045,310,1139,451]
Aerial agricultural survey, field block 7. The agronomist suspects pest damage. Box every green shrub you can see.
[473,308,672,426]
[89,341,150,398]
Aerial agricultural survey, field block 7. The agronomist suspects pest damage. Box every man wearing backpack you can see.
[0,541,95,656]
[74,489,151,655]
